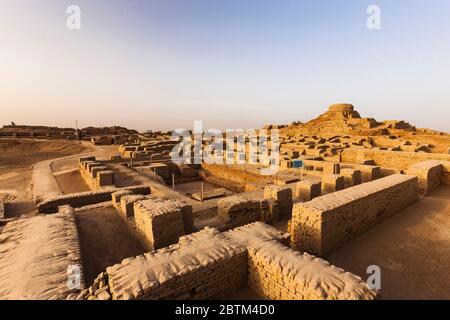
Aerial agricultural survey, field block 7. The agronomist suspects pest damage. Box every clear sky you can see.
[1,0,449,132]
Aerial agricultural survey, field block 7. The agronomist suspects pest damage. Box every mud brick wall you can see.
[321,174,344,193]
[112,190,133,209]
[218,196,263,229]
[263,186,293,216]
[224,222,377,300]
[247,241,376,300]
[79,160,115,190]
[76,222,378,300]
[346,164,380,182]
[291,174,419,256]
[37,185,150,213]
[97,171,115,187]
[134,199,186,250]
[0,207,85,299]
[295,181,321,202]
[201,163,272,192]
[441,161,450,185]
[120,194,147,218]
[341,169,362,188]
[106,228,248,300]
[405,160,442,195]
[342,148,450,170]
[259,199,280,224]
[303,159,339,174]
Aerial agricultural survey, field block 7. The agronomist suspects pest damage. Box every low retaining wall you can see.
[32,159,63,203]
[79,159,115,190]
[75,222,377,300]
[134,199,190,250]
[0,207,85,299]
[439,161,450,185]
[201,163,272,192]
[246,241,376,300]
[90,228,248,300]
[225,223,377,300]
[405,160,442,195]
[37,185,151,213]
[341,163,380,183]
[217,196,266,229]
[291,174,419,256]
[342,148,450,170]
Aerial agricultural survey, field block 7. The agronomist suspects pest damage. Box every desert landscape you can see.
[0,104,449,300]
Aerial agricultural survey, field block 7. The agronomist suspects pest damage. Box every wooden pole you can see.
[172,173,175,190]
[201,182,204,202]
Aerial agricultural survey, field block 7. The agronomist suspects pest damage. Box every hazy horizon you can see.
[1,0,450,132]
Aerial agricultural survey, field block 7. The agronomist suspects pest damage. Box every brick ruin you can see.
[1,104,449,300]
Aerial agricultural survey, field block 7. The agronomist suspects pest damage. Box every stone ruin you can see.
[1,103,449,300]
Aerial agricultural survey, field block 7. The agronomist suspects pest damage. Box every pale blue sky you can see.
[0,0,449,131]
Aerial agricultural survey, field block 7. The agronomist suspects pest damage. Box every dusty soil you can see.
[0,139,88,200]
[328,185,450,300]
[75,205,146,286]
[54,170,90,194]
[227,284,264,300]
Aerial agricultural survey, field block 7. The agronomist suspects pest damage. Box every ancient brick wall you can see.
[246,241,376,300]
[201,163,272,192]
[291,174,419,256]
[218,196,264,229]
[405,160,442,195]
[96,228,247,300]
[342,148,450,170]
[79,160,115,190]
[75,222,377,301]
[0,207,85,299]
[224,223,377,300]
[439,161,450,185]
[134,199,187,250]
[37,185,150,213]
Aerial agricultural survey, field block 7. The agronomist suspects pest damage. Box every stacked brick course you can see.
[294,181,321,202]
[108,228,247,300]
[218,196,262,228]
[37,185,150,213]
[263,186,293,216]
[321,174,345,193]
[405,160,442,195]
[291,174,419,256]
[134,199,187,250]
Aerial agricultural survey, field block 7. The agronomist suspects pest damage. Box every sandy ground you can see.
[328,185,450,300]
[75,205,146,286]
[54,170,90,194]
[0,139,88,185]
[0,139,89,217]
[175,181,220,194]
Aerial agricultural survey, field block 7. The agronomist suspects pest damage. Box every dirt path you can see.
[0,139,89,217]
[328,185,450,300]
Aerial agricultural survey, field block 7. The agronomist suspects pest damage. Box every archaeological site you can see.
[2,3,450,314]
[0,104,449,301]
